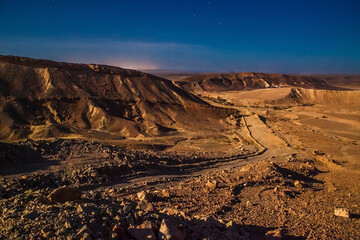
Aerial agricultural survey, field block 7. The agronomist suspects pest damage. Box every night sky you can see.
[1,0,359,73]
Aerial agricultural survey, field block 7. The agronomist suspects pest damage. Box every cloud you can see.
[93,58,160,70]
[0,37,211,70]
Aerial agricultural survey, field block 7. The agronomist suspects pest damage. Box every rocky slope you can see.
[0,56,232,140]
[176,72,339,92]
[1,139,359,240]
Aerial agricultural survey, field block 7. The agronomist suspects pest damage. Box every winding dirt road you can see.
[94,112,290,193]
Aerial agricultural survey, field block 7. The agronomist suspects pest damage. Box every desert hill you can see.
[0,55,203,102]
[0,56,232,140]
[175,72,340,92]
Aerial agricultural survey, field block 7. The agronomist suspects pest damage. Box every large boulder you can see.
[159,219,185,240]
[137,191,153,202]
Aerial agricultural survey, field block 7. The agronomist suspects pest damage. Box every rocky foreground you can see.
[1,140,359,240]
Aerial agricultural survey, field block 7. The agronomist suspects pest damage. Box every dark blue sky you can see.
[1,0,360,73]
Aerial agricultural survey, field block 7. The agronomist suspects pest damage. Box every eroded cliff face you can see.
[0,56,232,140]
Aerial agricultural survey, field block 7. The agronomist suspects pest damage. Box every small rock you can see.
[65,221,72,229]
[110,232,118,240]
[137,191,153,202]
[77,225,92,237]
[77,204,91,214]
[81,232,92,240]
[162,189,170,198]
[225,221,233,228]
[47,186,82,203]
[266,228,283,239]
[128,220,156,240]
[206,180,217,191]
[160,208,179,216]
[334,208,350,218]
[41,230,55,238]
[294,180,303,188]
[159,219,185,240]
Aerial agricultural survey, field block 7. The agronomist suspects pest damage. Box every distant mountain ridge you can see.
[175,72,340,92]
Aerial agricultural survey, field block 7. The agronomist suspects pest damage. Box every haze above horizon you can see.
[0,0,359,73]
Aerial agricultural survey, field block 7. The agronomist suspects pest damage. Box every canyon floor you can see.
[0,58,359,240]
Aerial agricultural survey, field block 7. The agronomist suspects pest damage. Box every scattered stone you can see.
[41,230,55,238]
[47,186,82,203]
[77,225,92,238]
[334,208,350,218]
[110,232,118,240]
[128,220,156,240]
[77,204,91,214]
[81,232,92,240]
[159,219,185,240]
[206,180,217,191]
[162,189,170,197]
[0,138,358,239]
[225,221,233,228]
[137,191,153,202]
[294,180,303,188]
[65,221,72,229]
[266,228,283,239]
[160,208,179,216]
